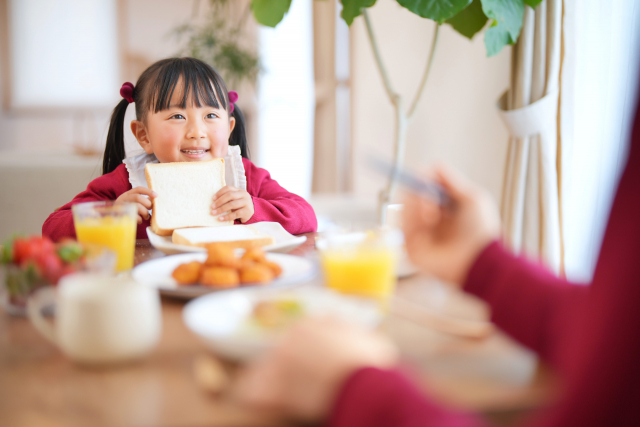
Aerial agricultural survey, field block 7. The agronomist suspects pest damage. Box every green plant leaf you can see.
[524,0,543,8]
[445,0,488,39]
[340,0,377,26]
[484,19,514,56]
[395,0,472,24]
[251,0,292,27]
[481,0,524,56]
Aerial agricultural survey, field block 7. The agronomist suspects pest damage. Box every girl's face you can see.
[131,84,235,163]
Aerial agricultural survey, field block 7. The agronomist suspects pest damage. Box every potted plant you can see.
[251,0,543,221]
[173,0,260,89]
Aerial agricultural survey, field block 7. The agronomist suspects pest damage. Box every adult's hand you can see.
[234,317,398,423]
[403,165,501,286]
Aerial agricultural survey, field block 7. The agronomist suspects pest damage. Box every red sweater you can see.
[42,158,317,241]
[330,110,640,425]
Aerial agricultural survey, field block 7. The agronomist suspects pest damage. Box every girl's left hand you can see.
[212,186,255,223]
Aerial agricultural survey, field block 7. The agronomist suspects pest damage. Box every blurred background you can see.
[0,0,508,231]
[1,0,639,281]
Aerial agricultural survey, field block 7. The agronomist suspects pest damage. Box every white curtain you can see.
[498,0,563,273]
[560,0,640,282]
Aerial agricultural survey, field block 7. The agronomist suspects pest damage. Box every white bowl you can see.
[182,286,383,361]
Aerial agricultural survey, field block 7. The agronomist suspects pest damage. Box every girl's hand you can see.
[212,186,255,223]
[402,165,501,286]
[233,317,398,423]
[115,187,157,224]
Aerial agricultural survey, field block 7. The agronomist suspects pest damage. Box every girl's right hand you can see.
[115,187,157,224]
[402,165,501,286]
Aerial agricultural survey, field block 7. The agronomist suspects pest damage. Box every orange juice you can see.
[321,246,397,303]
[72,202,137,272]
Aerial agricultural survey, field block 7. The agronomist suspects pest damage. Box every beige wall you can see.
[0,0,208,153]
[350,0,511,202]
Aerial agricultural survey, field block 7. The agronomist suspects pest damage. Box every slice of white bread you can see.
[146,159,233,236]
[172,225,275,250]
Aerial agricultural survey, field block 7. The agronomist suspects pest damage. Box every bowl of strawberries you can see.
[0,235,115,315]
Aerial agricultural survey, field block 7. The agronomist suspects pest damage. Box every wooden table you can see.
[0,235,553,427]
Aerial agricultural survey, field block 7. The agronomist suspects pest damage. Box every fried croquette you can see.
[241,247,266,264]
[262,260,283,278]
[240,264,274,284]
[172,261,204,285]
[239,258,257,270]
[200,267,240,288]
[205,245,241,269]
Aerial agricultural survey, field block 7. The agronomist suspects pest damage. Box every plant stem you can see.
[407,23,440,119]
[362,10,439,224]
[363,10,402,223]
[363,10,398,105]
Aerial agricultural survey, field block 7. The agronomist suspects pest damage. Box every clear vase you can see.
[1,264,48,316]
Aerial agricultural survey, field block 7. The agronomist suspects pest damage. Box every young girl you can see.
[43,57,317,241]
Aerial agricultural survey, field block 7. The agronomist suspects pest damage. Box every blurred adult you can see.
[235,99,640,427]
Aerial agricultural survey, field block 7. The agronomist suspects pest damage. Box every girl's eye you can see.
[171,114,185,120]
[206,113,218,119]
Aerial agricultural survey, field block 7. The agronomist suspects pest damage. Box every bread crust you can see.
[172,231,274,250]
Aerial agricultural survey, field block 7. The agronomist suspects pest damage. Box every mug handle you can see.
[27,286,58,345]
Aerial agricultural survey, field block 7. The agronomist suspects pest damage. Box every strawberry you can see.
[12,238,29,265]
[34,251,63,284]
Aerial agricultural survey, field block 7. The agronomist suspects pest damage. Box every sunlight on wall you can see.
[9,0,119,109]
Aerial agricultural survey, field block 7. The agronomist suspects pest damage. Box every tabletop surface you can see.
[0,234,553,427]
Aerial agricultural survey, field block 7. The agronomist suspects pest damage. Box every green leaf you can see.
[481,0,524,56]
[340,0,377,26]
[57,242,84,264]
[446,0,488,39]
[395,0,472,24]
[251,0,292,28]
[484,19,514,56]
[524,0,543,8]
[1,242,11,265]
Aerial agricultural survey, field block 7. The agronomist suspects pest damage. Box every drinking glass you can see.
[72,202,137,272]
[318,230,400,304]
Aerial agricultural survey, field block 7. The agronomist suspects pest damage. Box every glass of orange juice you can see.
[72,202,137,272]
[318,230,400,304]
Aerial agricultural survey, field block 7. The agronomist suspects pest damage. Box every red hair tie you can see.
[228,91,238,113]
[120,82,135,103]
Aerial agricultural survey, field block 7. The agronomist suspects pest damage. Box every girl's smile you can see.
[180,147,211,159]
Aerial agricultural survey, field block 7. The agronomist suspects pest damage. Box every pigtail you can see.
[230,105,250,160]
[102,99,130,175]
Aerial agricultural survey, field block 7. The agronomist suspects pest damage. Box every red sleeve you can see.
[463,242,587,366]
[466,102,640,426]
[531,103,640,427]
[330,367,484,427]
[42,164,150,242]
[242,158,317,234]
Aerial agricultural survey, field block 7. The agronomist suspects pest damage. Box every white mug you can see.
[27,273,162,365]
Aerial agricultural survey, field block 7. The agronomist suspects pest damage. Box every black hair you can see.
[103,57,249,175]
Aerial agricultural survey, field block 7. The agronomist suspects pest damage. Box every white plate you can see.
[183,286,383,361]
[132,252,318,299]
[146,222,307,255]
